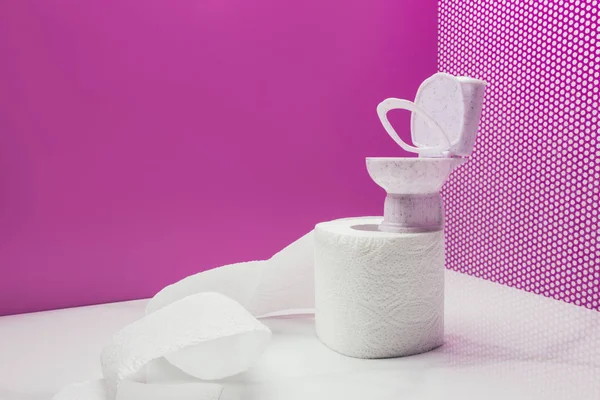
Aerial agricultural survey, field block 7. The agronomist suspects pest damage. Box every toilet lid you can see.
[411,73,465,152]
[376,73,486,157]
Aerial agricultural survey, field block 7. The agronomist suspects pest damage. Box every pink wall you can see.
[0,0,437,315]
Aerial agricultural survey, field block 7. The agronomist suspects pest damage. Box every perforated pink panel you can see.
[439,0,600,310]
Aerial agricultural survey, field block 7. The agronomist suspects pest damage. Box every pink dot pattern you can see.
[439,0,600,311]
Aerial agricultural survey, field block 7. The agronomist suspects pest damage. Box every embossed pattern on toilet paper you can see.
[314,217,444,358]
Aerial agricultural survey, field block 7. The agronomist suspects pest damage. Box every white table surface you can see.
[1,270,599,400]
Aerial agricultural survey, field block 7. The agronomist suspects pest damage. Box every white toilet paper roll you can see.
[314,217,444,358]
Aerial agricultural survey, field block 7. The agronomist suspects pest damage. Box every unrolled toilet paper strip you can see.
[146,226,316,318]
[52,217,437,400]
[52,229,316,400]
[53,292,271,400]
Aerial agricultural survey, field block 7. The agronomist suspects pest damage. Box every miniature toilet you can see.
[367,73,486,233]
